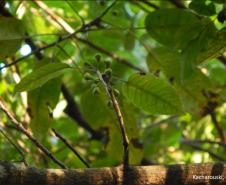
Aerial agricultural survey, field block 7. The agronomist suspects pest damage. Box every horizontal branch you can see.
[181,139,225,162]
[0,161,226,185]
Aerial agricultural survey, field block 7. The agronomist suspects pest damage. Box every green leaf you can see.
[197,28,226,63]
[0,17,25,59]
[123,73,183,115]
[145,9,203,50]
[80,89,113,129]
[146,47,181,80]
[123,31,135,51]
[174,70,211,116]
[28,79,61,141]
[189,0,216,16]
[15,63,72,92]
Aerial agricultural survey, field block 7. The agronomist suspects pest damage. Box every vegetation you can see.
[0,0,226,184]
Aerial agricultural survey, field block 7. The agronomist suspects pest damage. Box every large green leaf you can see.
[123,74,183,115]
[15,63,72,92]
[80,89,113,129]
[0,17,25,59]
[28,79,61,141]
[145,9,203,50]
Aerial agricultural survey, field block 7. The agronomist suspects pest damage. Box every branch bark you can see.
[0,161,226,185]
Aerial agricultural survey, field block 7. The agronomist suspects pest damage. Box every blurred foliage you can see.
[0,0,226,169]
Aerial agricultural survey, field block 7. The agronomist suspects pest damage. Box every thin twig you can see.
[187,139,226,149]
[0,0,143,73]
[96,71,129,167]
[81,0,117,31]
[210,112,225,143]
[0,99,66,169]
[65,0,85,26]
[51,128,90,168]
[0,34,74,70]
[0,128,28,166]
[74,36,144,73]
[181,139,225,161]
[146,115,178,129]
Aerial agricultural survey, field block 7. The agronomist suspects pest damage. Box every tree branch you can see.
[0,3,105,142]
[146,115,178,129]
[51,128,90,168]
[210,112,225,143]
[181,139,225,161]
[185,139,226,149]
[1,161,226,185]
[0,99,66,169]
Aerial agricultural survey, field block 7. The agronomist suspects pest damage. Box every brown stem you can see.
[97,71,130,167]
[210,112,225,143]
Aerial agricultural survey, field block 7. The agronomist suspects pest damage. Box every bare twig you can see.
[0,34,73,70]
[0,99,66,169]
[81,0,117,31]
[0,4,104,142]
[0,0,143,73]
[146,115,178,129]
[33,0,74,33]
[186,139,226,149]
[75,36,144,73]
[0,128,28,166]
[210,112,225,143]
[96,71,129,167]
[51,128,90,168]
[181,139,225,161]
[66,0,85,26]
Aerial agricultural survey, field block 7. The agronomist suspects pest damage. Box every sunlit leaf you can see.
[123,73,183,115]
[15,63,72,92]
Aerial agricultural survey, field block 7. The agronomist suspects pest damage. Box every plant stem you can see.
[96,71,130,167]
